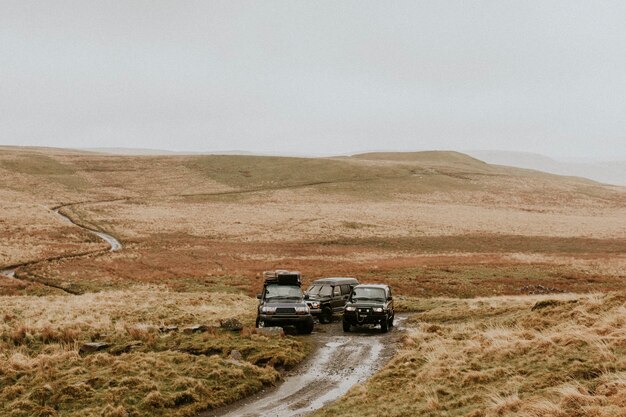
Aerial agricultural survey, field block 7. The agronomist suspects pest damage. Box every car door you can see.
[386,287,394,315]
[340,284,351,307]
[330,285,344,312]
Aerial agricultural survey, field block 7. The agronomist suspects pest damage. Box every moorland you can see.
[1,146,624,416]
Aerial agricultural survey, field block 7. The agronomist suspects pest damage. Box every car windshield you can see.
[351,287,386,302]
[306,284,332,296]
[264,284,302,300]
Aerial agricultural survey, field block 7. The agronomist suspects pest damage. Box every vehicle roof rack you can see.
[263,270,302,286]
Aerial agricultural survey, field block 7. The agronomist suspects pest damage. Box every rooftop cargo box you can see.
[263,270,302,286]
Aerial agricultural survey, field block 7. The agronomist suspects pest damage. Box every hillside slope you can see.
[1,146,624,296]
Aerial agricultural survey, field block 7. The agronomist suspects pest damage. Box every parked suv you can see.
[343,284,394,333]
[256,270,314,334]
[305,277,359,323]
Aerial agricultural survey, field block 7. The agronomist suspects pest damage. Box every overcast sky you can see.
[1,1,625,159]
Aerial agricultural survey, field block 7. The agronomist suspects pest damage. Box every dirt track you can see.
[205,316,406,417]
[0,205,121,284]
[53,207,122,252]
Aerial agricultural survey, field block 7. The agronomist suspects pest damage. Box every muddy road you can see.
[205,316,406,417]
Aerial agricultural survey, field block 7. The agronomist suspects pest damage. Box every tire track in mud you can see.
[205,316,407,417]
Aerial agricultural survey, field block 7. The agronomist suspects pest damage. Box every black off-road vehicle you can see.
[343,284,395,333]
[256,270,314,334]
[305,277,359,323]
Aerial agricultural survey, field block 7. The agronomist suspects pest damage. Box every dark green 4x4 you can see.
[305,277,359,323]
[343,284,394,333]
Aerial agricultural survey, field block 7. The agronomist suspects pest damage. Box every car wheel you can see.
[299,321,314,335]
[380,318,389,333]
[320,307,332,324]
[389,314,394,328]
[342,321,351,332]
[256,318,265,328]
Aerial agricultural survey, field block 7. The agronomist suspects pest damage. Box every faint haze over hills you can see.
[79,146,626,187]
[2,1,626,160]
[465,150,626,186]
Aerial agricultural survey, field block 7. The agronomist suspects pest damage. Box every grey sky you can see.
[2,1,625,159]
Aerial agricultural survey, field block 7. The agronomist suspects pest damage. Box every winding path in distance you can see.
[0,204,122,281]
[53,207,122,251]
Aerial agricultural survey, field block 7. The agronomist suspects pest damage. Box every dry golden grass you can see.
[314,292,626,417]
[0,287,307,417]
[2,147,624,289]
[0,201,106,267]
[1,147,625,415]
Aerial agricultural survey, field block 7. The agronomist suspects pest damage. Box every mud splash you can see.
[206,316,406,417]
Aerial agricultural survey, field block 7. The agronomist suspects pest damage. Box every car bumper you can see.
[343,311,387,325]
[258,314,313,327]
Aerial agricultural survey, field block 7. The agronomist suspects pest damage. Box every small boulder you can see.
[183,324,209,334]
[79,342,110,355]
[159,325,179,333]
[256,327,285,337]
[229,349,243,361]
[220,318,243,332]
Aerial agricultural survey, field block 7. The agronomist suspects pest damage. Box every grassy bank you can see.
[0,288,307,417]
[315,292,626,417]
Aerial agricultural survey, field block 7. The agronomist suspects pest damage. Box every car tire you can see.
[256,318,264,328]
[319,307,332,324]
[389,314,394,328]
[380,318,389,333]
[299,322,314,335]
[342,321,351,332]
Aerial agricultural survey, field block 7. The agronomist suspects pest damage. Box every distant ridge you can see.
[82,148,258,156]
[465,150,626,186]
[351,151,487,166]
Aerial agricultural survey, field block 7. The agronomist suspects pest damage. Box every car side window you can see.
[340,285,351,295]
[333,286,341,297]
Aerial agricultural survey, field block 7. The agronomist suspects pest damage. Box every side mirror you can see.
[387,296,393,301]
[304,294,310,300]
[256,294,262,300]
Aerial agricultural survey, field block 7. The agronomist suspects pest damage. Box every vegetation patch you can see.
[314,292,626,417]
[0,288,308,417]
[362,264,624,299]
[316,235,626,255]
